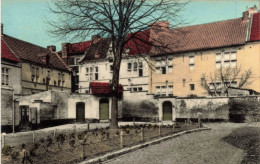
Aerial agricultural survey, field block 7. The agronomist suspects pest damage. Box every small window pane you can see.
[189,56,194,64]
[168,66,173,73]
[231,52,237,60]
[156,67,161,74]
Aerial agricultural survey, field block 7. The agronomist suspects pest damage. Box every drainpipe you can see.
[12,89,15,133]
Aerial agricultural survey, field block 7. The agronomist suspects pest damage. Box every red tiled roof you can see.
[125,30,151,55]
[1,39,19,62]
[2,35,70,71]
[150,18,248,55]
[69,41,92,53]
[90,82,122,95]
[250,13,260,41]
[80,38,111,62]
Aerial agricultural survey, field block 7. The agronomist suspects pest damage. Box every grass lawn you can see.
[222,126,260,164]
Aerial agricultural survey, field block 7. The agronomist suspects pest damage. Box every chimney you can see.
[1,24,3,36]
[47,45,56,52]
[243,6,258,22]
[46,54,50,66]
[92,35,101,44]
[61,43,70,59]
[150,21,169,31]
[242,11,249,22]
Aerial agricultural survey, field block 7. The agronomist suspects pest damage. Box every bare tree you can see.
[46,0,187,129]
[201,66,253,97]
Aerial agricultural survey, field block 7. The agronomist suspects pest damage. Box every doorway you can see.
[76,102,85,122]
[99,98,109,120]
[162,101,172,121]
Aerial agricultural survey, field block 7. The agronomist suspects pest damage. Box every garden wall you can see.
[175,97,229,121]
[120,91,159,121]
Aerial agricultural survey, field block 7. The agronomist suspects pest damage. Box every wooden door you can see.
[20,106,30,128]
[76,102,85,122]
[163,101,172,121]
[99,98,109,120]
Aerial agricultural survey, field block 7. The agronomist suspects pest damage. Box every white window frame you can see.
[216,51,237,68]
[156,57,173,74]
[2,67,9,86]
[189,56,195,70]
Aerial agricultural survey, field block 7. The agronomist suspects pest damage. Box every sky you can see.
[1,0,259,51]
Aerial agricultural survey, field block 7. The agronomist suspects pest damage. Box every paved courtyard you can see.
[104,123,260,164]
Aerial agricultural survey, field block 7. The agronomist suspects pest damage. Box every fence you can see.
[2,120,202,163]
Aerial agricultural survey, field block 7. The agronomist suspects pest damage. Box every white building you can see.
[78,30,151,94]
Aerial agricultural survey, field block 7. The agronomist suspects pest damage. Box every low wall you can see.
[1,88,14,126]
[120,91,159,121]
[175,97,229,121]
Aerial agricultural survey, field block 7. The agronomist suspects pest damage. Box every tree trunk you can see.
[110,50,121,129]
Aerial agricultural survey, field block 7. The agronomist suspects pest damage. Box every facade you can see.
[1,37,22,132]
[67,30,152,94]
[2,34,72,95]
[149,8,260,97]
[60,41,92,93]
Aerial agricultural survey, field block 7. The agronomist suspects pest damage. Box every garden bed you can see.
[2,122,200,164]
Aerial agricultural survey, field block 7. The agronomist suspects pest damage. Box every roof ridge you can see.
[172,17,243,30]
[3,34,47,51]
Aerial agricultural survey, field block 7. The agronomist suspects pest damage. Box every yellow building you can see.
[149,9,260,97]
[2,34,72,95]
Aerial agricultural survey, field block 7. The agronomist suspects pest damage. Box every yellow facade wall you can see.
[21,62,71,95]
[149,42,260,97]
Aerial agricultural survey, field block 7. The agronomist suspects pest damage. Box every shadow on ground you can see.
[221,126,260,164]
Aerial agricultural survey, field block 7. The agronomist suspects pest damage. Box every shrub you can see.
[2,145,11,155]
[78,133,85,140]
[228,99,260,114]
[10,151,19,159]
[56,133,66,145]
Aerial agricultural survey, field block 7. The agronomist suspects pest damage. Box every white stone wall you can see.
[68,94,112,120]
[1,61,22,95]
[78,56,149,93]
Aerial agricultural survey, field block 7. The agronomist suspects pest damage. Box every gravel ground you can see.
[104,123,255,164]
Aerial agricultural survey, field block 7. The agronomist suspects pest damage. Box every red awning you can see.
[90,82,122,95]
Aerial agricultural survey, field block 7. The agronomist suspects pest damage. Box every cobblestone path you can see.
[104,123,253,164]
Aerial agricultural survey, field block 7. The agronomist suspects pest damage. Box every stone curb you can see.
[80,127,211,164]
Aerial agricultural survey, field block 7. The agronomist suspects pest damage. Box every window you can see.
[190,84,195,90]
[189,56,195,70]
[138,87,143,91]
[58,73,61,86]
[62,74,65,87]
[161,86,166,96]
[156,85,173,96]
[133,87,137,92]
[54,81,57,86]
[47,70,51,78]
[43,78,46,84]
[36,68,39,82]
[168,85,173,96]
[161,67,166,74]
[138,62,143,77]
[183,79,186,87]
[75,58,80,65]
[216,51,237,68]
[95,66,98,80]
[110,65,114,73]
[155,57,173,74]
[31,66,35,82]
[2,67,9,86]
[90,67,93,80]
[156,86,161,95]
[134,62,138,71]
[127,63,132,72]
